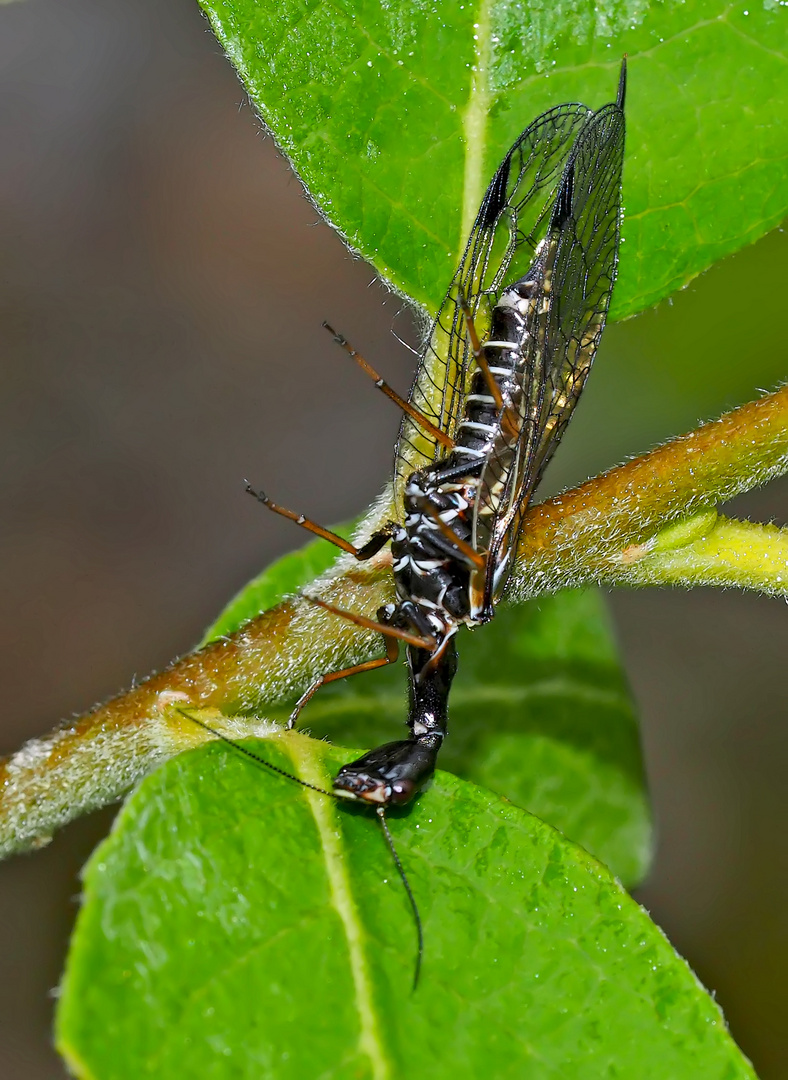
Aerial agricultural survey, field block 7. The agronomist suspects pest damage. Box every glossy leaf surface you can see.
[198,0,788,319]
[57,738,753,1079]
[204,534,651,886]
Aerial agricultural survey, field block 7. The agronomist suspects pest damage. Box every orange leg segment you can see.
[288,635,399,728]
[416,498,487,570]
[246,485,359,554]
[246,485,394,561]
[322,322,455,451]
[303,595,436,651]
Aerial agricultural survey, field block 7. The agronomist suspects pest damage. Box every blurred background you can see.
[1,0,786,1075]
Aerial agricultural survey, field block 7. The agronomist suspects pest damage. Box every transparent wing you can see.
[481,98,626,604]
[393,103,593,508]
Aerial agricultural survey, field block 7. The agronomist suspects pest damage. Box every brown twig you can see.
[1,386,787,858]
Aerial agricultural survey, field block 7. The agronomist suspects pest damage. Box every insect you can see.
[195,61,627,985]
[248,60,627,807]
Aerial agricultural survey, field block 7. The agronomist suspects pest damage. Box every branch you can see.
[1,385,786,858]
[610,514,788,593]
[508,383,788,598]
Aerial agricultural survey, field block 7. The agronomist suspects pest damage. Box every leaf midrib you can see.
[289,738,392,1080]
[461,0,494,248]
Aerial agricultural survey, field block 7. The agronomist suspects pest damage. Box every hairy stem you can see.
[1,385,786,858]
[610,515,788,594]
[508,383,788,598]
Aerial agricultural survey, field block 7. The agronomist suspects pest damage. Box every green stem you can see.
[1,385,786,858]
[508,383,788,598]
[610,514,788,594]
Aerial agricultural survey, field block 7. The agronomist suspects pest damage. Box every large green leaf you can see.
[204,534,651,887]
[56,737,751,1079]
[198,0,788,319]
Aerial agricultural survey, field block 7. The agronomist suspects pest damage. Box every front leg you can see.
[247,484,397,562]
[286,593,439,730]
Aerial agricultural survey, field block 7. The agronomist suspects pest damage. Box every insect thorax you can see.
[391,471,474,632]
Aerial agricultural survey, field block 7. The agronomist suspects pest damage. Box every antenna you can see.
[178,709,424,988]
[377,806,423,991]
[178,708,333,797]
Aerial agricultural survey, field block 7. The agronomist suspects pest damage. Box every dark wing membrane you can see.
[481,100,625,604]
[393,103,593,505]
[529,104,625,487]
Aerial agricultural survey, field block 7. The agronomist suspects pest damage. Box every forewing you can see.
[393,103,593,508]
[530,103,625,487]
[482,101,626,601]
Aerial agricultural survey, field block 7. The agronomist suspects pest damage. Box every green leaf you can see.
[204,534,651,887]
[198,0,788,319]
[302,591,652,888]
[56,737,752,1080]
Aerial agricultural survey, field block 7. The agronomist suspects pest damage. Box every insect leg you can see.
[246,484,396,559]
[303,595,436,650]
[322,322,455,450]
[287,634,399,728]
[288,597,436,728]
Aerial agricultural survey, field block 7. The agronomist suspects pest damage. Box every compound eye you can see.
[389,779,417,806]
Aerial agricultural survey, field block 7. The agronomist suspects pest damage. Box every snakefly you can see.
[250,59,626,801]
[202,61,626,983]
